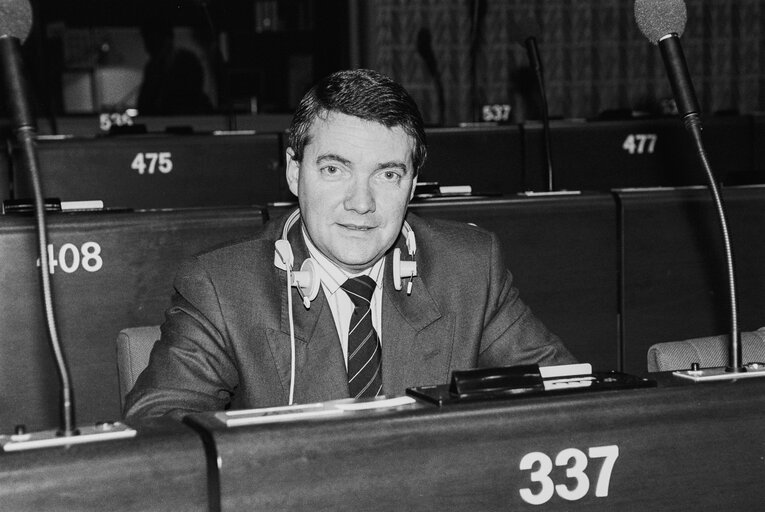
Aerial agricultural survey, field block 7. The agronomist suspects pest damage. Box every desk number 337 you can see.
[519,445,619,505]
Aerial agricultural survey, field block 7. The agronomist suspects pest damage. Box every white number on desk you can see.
[36,242,103,274]
[99,112,134,132]
[622,134,657,154]
[482,104,512,122]
[131,152,173,174]
[519,444,619,505]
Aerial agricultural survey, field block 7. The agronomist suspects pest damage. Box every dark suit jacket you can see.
[124,210,575,420]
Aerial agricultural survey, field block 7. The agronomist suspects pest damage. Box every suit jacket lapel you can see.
[266,219,349,404]
[381,242,452,396]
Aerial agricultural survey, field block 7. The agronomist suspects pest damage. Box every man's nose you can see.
[344,177,375,214]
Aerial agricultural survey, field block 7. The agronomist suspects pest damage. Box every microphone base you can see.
[0,421,136,452]
[672,364,765,382]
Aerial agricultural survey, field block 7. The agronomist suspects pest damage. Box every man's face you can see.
[286,112,417,274]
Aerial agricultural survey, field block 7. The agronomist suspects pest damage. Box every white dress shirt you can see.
[302,226,384,368]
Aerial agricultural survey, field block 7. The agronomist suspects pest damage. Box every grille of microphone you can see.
[634,0,687,44]
[0,0,33,42]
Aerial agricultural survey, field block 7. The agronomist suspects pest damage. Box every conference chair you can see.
[646,327,765,372]
[116,325,161,407]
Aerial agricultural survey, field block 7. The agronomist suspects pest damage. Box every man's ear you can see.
[408,174,418,201]
[285,148,299,197]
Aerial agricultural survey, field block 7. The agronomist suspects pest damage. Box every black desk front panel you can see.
[755,113,765,176]
[420,126,525,195]
[186,376,765,511]
[0,148,9,203]
[410,195,618,371]
[12,133,285,209]
[524,116,756,191]
[0,419,207,511]
[617,186,765,374]
[0,207,265,432]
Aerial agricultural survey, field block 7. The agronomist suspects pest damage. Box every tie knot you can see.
[341,275,376,307]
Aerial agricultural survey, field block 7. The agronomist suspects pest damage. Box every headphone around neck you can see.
[273,209,418,310]
[272,209,417,405]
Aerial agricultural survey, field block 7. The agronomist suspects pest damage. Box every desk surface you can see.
[3,375,763,511]
[186,374,765,512]
[0,419,208,512]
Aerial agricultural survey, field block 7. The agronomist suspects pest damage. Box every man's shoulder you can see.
[406,211,495,247]
[187,209,289,268]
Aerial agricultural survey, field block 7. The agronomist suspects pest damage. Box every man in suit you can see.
[124,69,575,420]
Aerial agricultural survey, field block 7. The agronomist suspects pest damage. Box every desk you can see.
[523,116,755,191]
[616,186,765,374]
[2,372,763,510]
[0,419,207,511]
[0,207,266,431]
[420,126,525,195]
[12,133,285,209]
[410,195,618,371]
[186,375,765,511]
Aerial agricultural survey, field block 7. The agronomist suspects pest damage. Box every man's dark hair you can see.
[288,69,427,174]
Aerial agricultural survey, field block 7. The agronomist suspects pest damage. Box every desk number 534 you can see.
[519,445,619,505]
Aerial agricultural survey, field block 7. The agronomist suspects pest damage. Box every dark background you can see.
[16,0,765,125]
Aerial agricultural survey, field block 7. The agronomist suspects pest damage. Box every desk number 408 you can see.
[36,242,103,274]
[519,445,619,505]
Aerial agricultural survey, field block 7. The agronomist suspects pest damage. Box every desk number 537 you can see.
[519,445,619,505]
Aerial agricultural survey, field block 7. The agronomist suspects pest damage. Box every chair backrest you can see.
[647,327,765,372]
[116,325,161,407]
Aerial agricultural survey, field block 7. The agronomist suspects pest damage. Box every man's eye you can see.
[321,165,339,175]
[382,170,401,181]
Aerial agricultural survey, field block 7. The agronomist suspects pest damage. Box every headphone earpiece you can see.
[274,239,295,269]
[274,226,319,309]
[393,222,417,294]
[392,248,417,294]
[292,258,319,308]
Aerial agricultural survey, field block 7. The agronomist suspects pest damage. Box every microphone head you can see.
[634,0,687,44]
[0,0,33,42]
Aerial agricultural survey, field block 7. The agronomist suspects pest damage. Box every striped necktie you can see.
[341,275,383,398]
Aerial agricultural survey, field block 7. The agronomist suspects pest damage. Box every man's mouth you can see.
[339,223,375,231]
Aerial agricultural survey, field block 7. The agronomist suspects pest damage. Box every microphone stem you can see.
[684,114,742,372]
[2,35,76,434]
[526,37,554,191]
[18,127,76,434]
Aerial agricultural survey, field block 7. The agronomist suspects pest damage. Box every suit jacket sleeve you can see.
[476,230,577,367]
[123,257,239,422]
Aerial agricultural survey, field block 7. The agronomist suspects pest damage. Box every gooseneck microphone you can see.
[0,0,77,434]
[468,0,486,124]
[635,0,743,373]
[634,0,700,123]
[509,16,555,192]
